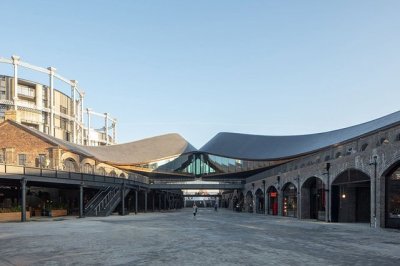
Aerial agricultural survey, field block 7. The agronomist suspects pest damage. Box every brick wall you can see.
[0,122,55,167]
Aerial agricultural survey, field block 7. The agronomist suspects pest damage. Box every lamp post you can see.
[369,155,378,228]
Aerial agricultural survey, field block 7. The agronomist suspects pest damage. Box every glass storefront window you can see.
[388,170,400,219]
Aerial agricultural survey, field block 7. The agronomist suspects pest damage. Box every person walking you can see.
[214,202,218,212]
[193,203,198,217]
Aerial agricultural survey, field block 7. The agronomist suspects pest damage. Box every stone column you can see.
[278,189,283,216]
[12,55,20,111]
[158,193,161,211]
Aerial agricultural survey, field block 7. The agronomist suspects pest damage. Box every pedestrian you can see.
[193,203,198,217]
[214,202,218,212]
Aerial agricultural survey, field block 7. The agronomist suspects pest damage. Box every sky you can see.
[1,1,400,148]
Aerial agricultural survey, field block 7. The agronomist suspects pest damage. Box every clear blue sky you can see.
[1,1,400,148]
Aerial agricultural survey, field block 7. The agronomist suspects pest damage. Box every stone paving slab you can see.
[0,208,400,265]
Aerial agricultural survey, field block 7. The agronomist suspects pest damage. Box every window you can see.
[361,143,368,151]
[17,85,35,98]
[82,163,93,174]
[36,154,48,168]
[0,150,4,163]
[63,159,77,172]
[60,118,68,130]
[97,167,106,176]
[18,154,27,166]
[60,106,68,115]
[335,152,342,159]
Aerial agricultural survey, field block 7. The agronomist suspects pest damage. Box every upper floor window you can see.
[82,163,93,174]
[361,143,368,151]
[60,106,68,115]
[0,150,4,163]
[18,154,27,166]
[17,85,35,98]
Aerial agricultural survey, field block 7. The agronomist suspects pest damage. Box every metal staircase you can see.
[85,186,130,217]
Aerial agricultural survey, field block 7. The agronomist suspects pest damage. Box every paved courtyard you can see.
[1,208,400,265]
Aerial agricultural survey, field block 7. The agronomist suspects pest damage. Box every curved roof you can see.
[200,110,400,160]
[84,133,197,165]
[5,121,196,165]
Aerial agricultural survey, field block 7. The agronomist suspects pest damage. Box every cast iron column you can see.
[144,190,148,213]
[21,178,27,222]
[152,192,155,211]
[121,184,125,216]
[135,189,138,214]
[79,184,84,218]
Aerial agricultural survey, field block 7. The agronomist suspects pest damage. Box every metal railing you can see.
[0,162,149,185]
[94,187,120,216]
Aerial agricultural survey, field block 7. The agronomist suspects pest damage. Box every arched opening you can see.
[301,177,325,220]
[385,164,400,229]
[267,186,278,215]
[63,158,78,172]
[119,173,126,178]
[109,170,117,177]
[82,163,93,174]
[245,190,253,213]
[97,167,106,176]
[331,169,370,223]
[282,182,297,217]
[255,188,264,214]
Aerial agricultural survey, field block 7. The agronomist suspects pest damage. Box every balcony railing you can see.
[0,163,149,185]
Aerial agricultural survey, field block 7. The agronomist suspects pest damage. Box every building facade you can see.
[0,55,116,146]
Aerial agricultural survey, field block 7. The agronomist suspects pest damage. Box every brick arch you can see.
[282,181,298,191]
[300,175,327,188]
[80,158,95,174]
[60,152,79,165]
[332,168,371,184]
[62,157,79,172]
[381,154,400,177]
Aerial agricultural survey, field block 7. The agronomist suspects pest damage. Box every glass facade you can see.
[131,152,274,177]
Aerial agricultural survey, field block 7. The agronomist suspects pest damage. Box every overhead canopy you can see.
[200,110,400,160]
